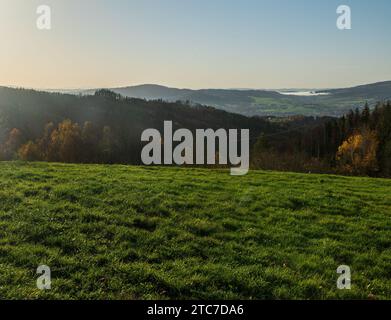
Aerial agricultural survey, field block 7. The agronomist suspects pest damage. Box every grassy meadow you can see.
[0,161,390,299]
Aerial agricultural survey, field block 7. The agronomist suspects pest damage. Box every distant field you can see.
[0,162,390,299]
[250,96,375,116]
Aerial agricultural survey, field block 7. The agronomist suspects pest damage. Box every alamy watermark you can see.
[337,5,351,30]
[35,4,351,31]
[33,263,352,292]
[141,121,249,175]
[337,265,351,290]
[36,5,51,30]
[37,265,51,290]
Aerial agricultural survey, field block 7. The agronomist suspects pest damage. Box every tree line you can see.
[0,88,275,165]
[0,120,118,164]
[1,87,390,177]
[252,101,391,177]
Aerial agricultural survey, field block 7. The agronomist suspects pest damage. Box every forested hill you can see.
[323,81,391,98]
[0,86,275,143]
[2,86,390,177]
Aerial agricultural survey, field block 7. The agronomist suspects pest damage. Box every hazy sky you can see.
[1,0,391,89]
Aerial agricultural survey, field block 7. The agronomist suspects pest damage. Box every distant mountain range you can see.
[43,80,391,117]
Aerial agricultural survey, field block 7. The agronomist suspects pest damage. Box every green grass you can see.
[0,161,390,300]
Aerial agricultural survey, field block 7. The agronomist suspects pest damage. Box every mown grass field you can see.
[0,162,390,300]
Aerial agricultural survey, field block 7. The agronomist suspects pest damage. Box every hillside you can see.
[68,81,391,117]
[0,86,276,149]
[0,162,390,299]
[1,87,336,166]
[324,81,391,98]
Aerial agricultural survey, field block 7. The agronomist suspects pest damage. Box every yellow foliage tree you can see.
[336,129,379,174]
[49,120,83,163]
[18,141,40,161]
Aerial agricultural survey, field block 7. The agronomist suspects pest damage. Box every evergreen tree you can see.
[361,103,370,126]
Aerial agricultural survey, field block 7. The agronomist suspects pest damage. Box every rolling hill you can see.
[0,86,277,147]
[68,81,391,117]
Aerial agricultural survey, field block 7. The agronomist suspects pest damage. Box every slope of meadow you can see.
[0,162,390,299]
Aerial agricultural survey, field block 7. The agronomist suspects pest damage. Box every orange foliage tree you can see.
[18,141,40,161]
[15,120,115,164]
[336,129,379,174]
[48,120,83,163]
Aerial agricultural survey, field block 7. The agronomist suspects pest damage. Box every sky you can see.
[1,0,391,90]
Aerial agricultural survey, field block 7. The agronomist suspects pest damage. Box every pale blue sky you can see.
[1,0,390,89]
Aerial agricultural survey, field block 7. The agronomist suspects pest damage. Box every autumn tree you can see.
[49,120,83,163]
[38,122,55,161]
[18,141,40,161]
[336,129,379,175]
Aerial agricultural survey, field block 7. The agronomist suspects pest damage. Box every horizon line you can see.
[1,79,391,93]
